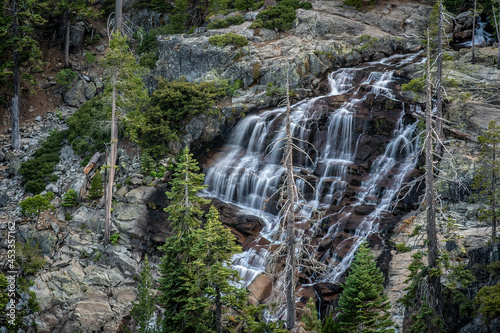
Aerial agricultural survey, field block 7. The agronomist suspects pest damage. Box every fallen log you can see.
[83,152,101,175]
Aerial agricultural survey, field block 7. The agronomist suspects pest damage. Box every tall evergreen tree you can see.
[164,146,209,234]
[472,120,500,241]
[159,154,245,332]
[101,32,148,243]
[159,228,246,332]
[51,0,99,68]
[194,205,247,333]
[336,242,394,333]
[0,0,48,149]
[131,255,159,333]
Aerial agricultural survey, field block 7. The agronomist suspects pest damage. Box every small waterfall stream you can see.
[457,17,494,47]
[203,53,423,294]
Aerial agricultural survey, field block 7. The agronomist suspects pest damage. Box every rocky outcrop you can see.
[63,78,100,107]
[150,1,429,150]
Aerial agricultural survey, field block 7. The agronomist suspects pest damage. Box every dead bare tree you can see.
[263,69,326,330]
[436,0,444,154]
[493,2,500,69]
[472,0,477,64]
[425,28,441,323]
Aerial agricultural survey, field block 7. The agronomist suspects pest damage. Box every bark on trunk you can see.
[495,5,500,70]
[285,79,296,330]
[184,149,189,232]
[472,0,477,64]
[215,286,221,333]
[11,0,20,150]
[498,5,500,70]
[492,141,497,240]
[115,0,122,34]
[64,10,70,68]
[436,0,443,155]
[425,31,441,316]
[104,74,118,244]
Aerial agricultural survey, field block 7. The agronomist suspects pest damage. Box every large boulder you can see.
[17,224,58,257]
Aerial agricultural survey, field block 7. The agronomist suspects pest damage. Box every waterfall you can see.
[203,53,422,290]
[458,17,494,47]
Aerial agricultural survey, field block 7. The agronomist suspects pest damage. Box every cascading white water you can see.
[322,111,419,282]
[458,17,494,47]
[203,53,422,290]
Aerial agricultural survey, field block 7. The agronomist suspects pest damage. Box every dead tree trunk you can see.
[492,140,497,240]
[472,0,477,64]
[494,4,500,69]
[64,10,70,68]
[284,75,296,331]
[115,0,122,34]
[11,0,20,150]
[436,0,444,154]
[215,286,222,333]
[425,30,441,317]
[104,73,118,244]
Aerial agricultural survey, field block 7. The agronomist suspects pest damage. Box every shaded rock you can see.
[247,273,273,304]
[17,224,57,257]
[70,22,86,54]
[72,206,104,232]
[5,151,21,176]
[84,81,97,100]
[68,299,113,332]
[64,80,88,107]
[124,186,157,204]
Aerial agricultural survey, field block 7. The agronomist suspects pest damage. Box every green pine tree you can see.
[159,231,209,333]
[164,146,209,234]
[141,151,156,176]
[61,189,78,207]
[159,153,246,332]
[131,255,159,333]
[194,205,247,333]
[302,298,322,333]
[322,316,341,333]
[88,171,104,200]
[336,242,395,333]
[472,120,500,241]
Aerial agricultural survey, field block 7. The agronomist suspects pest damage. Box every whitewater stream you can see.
[203,53,423,296]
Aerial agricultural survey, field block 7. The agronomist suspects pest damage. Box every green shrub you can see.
[110,233,120,245]
[66,95,110,165]
[139,52,158,68]
[136,29,158,55]
[55,68,78,88]
[141,151,156,175]
[475,283,500,321]
[0,274,8,316]
[61,189,79,207]
[235,0,256,10]
[88,172,104,200]
[20,192,55,218]
[85,33,102,45]
[343,0,376,10]
[209,32,249,47]
[252,0,311,31]
[19,130,66,194]
[15,241,47,276]
[129,77,226,157]
[85,51,96,64]
[207,14,245,29]
[401,77,426,93]
[395,242,411,253]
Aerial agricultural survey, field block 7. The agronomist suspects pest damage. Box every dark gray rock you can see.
[70,22,86,55]
[64,80,88,107]
[17,224,58,257]
[85,81,97,100]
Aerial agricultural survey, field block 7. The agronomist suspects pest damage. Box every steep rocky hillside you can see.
[0,0,499,332]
